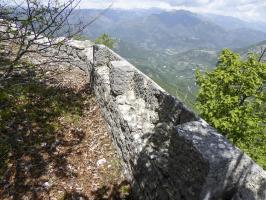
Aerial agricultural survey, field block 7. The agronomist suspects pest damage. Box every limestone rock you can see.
[38,39,266,199]
[91,45,266,200]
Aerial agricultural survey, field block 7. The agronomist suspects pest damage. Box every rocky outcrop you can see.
[63,41,266,199]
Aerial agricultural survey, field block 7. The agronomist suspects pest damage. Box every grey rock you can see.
[38,40,266,200]
[90,44,266,200]
[110,61,135,96]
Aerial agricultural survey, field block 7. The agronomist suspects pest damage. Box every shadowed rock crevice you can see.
[132,124,209,200]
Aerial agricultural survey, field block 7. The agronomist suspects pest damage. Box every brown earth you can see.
[0,59,131,200]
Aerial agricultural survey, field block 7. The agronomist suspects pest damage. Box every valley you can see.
[72,9,266,108]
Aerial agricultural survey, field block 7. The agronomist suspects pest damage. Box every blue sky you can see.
[79,0,266,22]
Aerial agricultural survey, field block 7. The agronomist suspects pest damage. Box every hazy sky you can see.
[79,0,266,22]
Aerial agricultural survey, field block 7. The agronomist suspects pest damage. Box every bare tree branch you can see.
[258,47,266,62]
[0,0,113,79]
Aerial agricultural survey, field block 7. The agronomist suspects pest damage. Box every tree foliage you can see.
[95,33,115,49]
[195,49,266,169]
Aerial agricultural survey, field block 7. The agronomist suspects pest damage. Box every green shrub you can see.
[195,49,266,169]
[95,33,115,49]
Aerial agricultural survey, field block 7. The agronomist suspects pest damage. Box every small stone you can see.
[43,182,50,189]
[76,187,83,191]
[41,142,47,147]
[96,158,107,167]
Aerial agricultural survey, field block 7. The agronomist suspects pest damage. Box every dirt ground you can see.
[0,59,131,199]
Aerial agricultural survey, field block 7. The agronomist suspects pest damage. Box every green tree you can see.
[95,33,115,49]
[195,49,266,169]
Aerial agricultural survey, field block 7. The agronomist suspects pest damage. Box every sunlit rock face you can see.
[64,41,266,200]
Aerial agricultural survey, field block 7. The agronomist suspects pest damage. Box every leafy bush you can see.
[195,49,266,169]
[95,33,115,49]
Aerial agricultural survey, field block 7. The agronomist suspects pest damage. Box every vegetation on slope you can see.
[0,1,133,198]
[95,33,115,49]
[0,58,131,199]
[195,49,266,169]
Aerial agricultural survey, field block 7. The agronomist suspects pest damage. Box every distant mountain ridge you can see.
[237,40,266,60]
[71,9,266,107]
[74,9,266,52]
[201,13,266,32]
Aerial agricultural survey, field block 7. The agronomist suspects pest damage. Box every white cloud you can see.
[78,0,266,22]
[79,0,174,10]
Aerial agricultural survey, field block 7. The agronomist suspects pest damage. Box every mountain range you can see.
[71,9,266,108]
[74,9,266,52]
